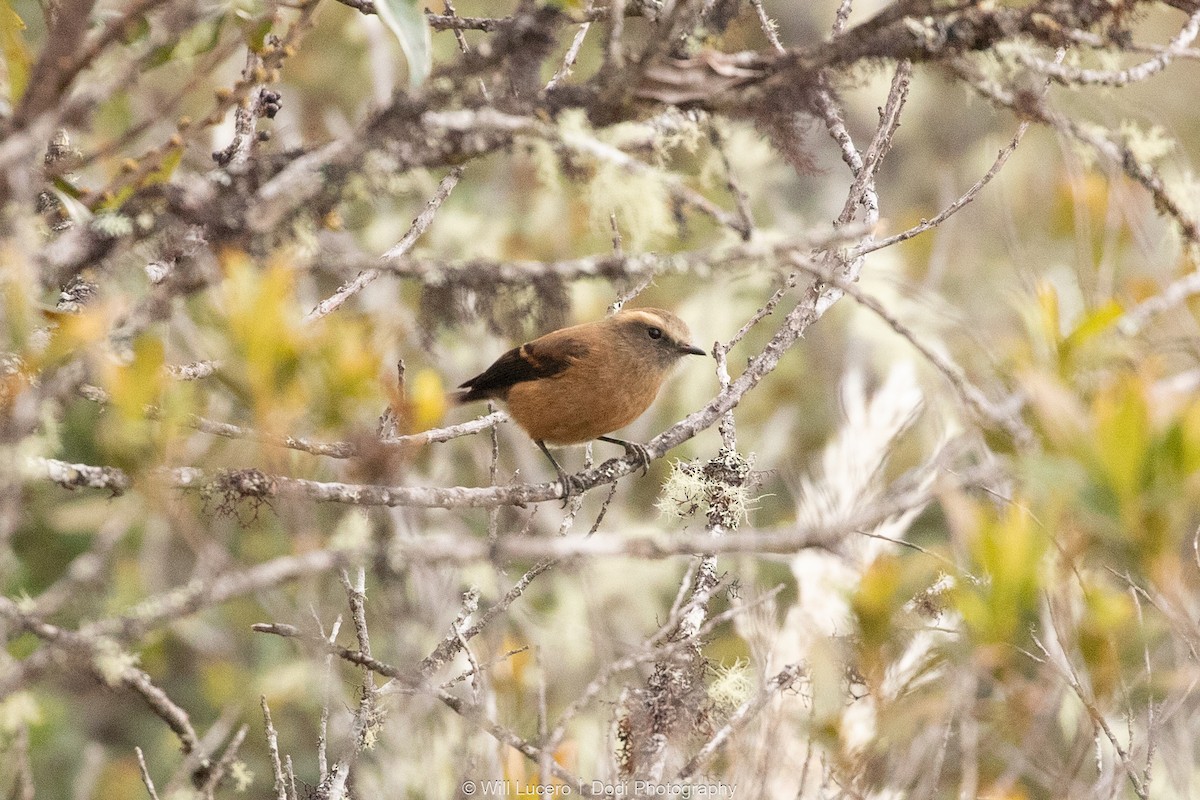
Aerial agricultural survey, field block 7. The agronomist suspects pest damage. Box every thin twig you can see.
[253,622,595,793]
[306,167,463,321]
[418,558,556,675]
[167,360,222,381]
[196,724,250,797]
[285,756,298,800]
[544,585,785,755]
[708,119,756,236]
[341,568,378,758]
[316,614,342,783]
[749,0,786,53]
[135,748,161,800]
[547,21,592,89]
[158,410,506,460]
[211,50,266,170]
[676,662,805,779]
[1020,10,1200,87]
[604,0,626,72]
[853,121,1029,257]
[351,227,868,287]
[790,257,1032,445]
[949,56,1200,245]
[261,696,289,800]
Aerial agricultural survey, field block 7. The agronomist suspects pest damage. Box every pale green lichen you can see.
[330,510,371,552]
[709,659,754,716]
[1164,169,1200,221]
[164,789,202,800]
[93,638,139,686]
[287,216,320,260]
[705,662,753,724]
[557,109,676,249]
[657,448,754,530]
[1119,121,1175,166]
[361,717,382,750]
[0,692,42,733]
[607,109,705,163]
[527,137,563,193]
[1069,121,1111,170]
[230,761,253,792]
[90,212,134,238]
[14,592,35,615]
[1093,48,1123,74]
[657,459,709,519]
[126,577,204,624]
[585,160,674,250]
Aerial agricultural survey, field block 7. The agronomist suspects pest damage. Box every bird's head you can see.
[608,307,706,371]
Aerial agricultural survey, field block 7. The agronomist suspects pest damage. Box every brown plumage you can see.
[455,307,705,500]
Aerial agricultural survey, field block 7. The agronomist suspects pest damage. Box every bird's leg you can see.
[536,440,575,507]
[597,435,651,475]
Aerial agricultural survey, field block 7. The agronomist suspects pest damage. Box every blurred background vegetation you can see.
[3,0,1200,797]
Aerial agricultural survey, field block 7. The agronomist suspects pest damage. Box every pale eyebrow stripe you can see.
[623,311,667,328]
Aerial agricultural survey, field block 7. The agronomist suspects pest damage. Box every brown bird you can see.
[455,307,706,500]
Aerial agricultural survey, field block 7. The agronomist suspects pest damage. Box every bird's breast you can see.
[505,368,664,444]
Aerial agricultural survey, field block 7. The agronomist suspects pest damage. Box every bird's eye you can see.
[647,327,663,340]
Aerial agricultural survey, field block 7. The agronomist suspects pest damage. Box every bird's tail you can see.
[450,385,491,405]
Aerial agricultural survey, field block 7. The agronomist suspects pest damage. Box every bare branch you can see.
[357,227,869,287]
[676,662,805,780]
[948,56,1200,246]
[790,257,1032,445]
[307,166,463,321]
[547,21,592,89]
[854,121,1029,257]
[180,409,506,459]
[135,747,161,800]
[1020,10,1200,87]
[261,697,289,800]
[167,360,223,381]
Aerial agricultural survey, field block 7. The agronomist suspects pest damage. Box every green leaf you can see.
[143,146,182,187]
[1036,281,1060,348]
[240,16,273,53]
[375,0,432,88]
[957,503,1046,647]
[50,176,85,200]
[1092,376,1149,501]
[0,0,30,103]
[1061,300,1122,366]
[144,42,177,70]
[120,15,151,45]
[177,15,225,59]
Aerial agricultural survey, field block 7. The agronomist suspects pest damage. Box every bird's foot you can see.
[556,469,579,508]
[626,442,651,475]
[597,435,653,475]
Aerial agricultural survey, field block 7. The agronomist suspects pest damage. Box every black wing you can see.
[456,338,589,402]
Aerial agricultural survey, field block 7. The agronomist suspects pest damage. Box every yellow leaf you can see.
[852,554,901,647]
[1036,281,1060,348]
[104,335,166,420]
[142,145,182,186]
[1061,300,1122,366]
[221,259,303,422]
[0,1,30,104]
[956,502,1046,646]
[40,306,109,366]
[410,368,447,431]
[1092,375,1148,500]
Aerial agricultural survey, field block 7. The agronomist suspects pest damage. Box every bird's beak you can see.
[680,342,707,356]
